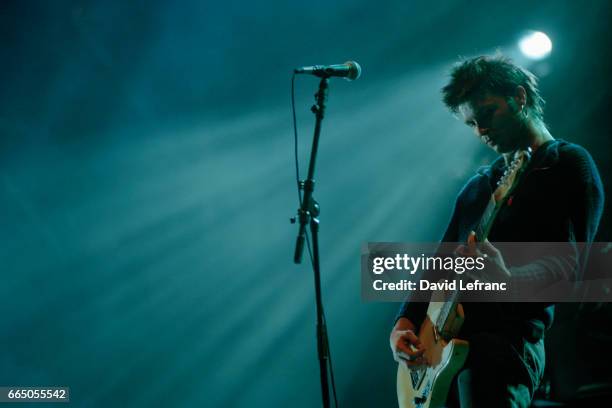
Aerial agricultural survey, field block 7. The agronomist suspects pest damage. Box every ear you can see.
[514,86,527,111]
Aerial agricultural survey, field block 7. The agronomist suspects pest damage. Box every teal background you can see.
[1,1,610,406]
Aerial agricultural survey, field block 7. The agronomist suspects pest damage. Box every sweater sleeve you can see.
[563,144,604,243]
[510,144,604,286]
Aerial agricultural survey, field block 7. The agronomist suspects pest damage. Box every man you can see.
[389,56,604,407]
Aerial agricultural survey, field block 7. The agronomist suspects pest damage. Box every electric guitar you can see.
[396,149,532,408]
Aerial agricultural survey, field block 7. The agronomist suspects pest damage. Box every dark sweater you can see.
[396,139,604,340]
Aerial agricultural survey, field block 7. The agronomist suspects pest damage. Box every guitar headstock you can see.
[493,148,532,203]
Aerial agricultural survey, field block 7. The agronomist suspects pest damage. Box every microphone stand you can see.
[292,76,331,408]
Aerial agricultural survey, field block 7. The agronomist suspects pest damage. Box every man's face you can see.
[458,93,528,154]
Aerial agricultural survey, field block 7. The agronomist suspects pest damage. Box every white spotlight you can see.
[519,31,552,60]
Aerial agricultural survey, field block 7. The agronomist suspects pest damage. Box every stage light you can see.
[518,31,552,60]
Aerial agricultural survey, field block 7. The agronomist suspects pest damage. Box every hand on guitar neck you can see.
[456,231,511,282]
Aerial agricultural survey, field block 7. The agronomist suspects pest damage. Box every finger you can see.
[454,244,468,257]
[395,342,413,357]
[396,339,425,358]
[397,350,425,365]
[398,345,426,359]
[467,231,478,255]
[480,239,500,256]
[468,231,478,244]
[458,245,477,258]
[401,330,422,348]
[394,348,424,364]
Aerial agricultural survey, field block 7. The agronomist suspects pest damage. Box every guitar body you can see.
[397,299,469,408]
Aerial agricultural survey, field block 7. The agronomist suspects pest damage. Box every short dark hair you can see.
[441,55,545,119]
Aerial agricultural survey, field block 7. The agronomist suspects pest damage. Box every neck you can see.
[525,117,554,152]
[502,117,554,163]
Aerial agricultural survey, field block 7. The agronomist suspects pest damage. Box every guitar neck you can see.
[435,149,531,330]
[475,196,497,242]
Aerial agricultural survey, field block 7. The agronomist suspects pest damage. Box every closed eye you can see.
[475,106,497,126]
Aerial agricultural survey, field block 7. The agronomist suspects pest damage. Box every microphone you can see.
[294,61,361,81]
